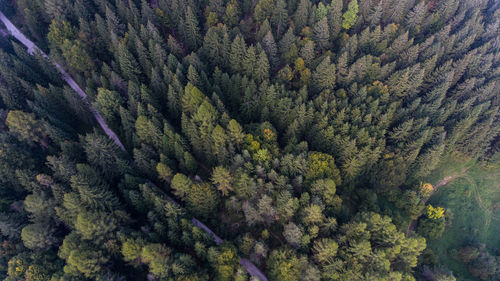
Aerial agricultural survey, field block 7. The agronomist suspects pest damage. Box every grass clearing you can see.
[423,153,500,280]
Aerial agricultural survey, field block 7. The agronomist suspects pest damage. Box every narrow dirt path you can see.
[461,175,500,221]
[0,11,125,151]
[0,11,268,281]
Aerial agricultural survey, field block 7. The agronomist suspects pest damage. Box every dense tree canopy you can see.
[0,0,499,280]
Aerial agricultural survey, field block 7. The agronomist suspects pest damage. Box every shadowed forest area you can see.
[0,0,499,280]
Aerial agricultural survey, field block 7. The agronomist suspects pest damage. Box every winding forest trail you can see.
[0,11,268,281]
[0,11,125,151]
[406,168,468,235]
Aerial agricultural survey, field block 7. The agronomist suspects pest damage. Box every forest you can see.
[0,0,499,280]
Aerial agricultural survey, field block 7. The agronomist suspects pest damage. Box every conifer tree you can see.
[211,166,233,196]
[313,17,330,51]
[342,0,358,30]
[229,36,246,73]
[312,56,336,93]
[184,7,201,51]
[294,0,310,33]
[6,110,47,147]
[262,31,279,69]
[254,0,274,24]
[271,0,288,36]
[224,0,240,28]
[327,0,343,38]
[21,223,58,250]
[117,41,140,82]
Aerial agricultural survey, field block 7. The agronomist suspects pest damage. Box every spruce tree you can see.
[342,0,358,30]
[184,6,201,51]
[312,56,336,93]
[313,17,330,51]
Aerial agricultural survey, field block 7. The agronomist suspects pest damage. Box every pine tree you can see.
[184,7,201,51]
[60,39,94,74]
[283,222,303,248]
[65,240,109,278]
[21,223,58,250]
[211,124,229,164]
[117,41,141,82]
[262,31,279,69]
[368,1,383,27]
[229,36,246,73]
[94,88,123,127]
[186,183,219,218]
[267,248,301,281]
[342,0,358,30]
[312,238,338,264]
[227,119,245,148]
[271,0,288,36]
[208,0,225,18]
[312,56,336,93]
[279,27,297,63]
[224,0,240,27]
[242,45,257,77]
[294,0,310,33]
[70,164,120,212]
[313,17,330,51]
[254,0,274,24]
[406,1,426,30]
[300,40,315,66]
[315,2,328,21]
[211,166,233,196]
[327,0,343,38]
[254,51,270,83]
[6,110,48,147]
[83,132,122,177]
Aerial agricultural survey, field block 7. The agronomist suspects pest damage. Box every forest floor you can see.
[423,153,500,280]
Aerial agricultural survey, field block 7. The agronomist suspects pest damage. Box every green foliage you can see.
[310,179,342,212]
[267,248,302,281]
[306,152,341,185]
[21,224,58,250]
[6,110,47,146]
[224,0,240,27]
[283,222,303,248]
[186,183,219,218]
[330,212,426,279]
[184,7,201,50]
[1,1,500,280]
[60,40,94,74]
[211,166,233,196]
[47,20,76,47]
[208,244,239,280]
[426,205,445,220]
[459,245,498,280]
[312,56,335,93]
[254,0,273,23]
[140,243,171,277]
[66,246,108,278]
[171,173,192,199]
[342,0,358,30]
[156,162,173,181]
[94,88,123,125]
[312,238,338,264]
[417,216,445,240]
[121,237,145,263]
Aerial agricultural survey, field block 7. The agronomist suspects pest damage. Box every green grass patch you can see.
[423,153,500,280]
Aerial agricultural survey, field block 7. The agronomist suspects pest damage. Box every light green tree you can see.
[342,0,358,30]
